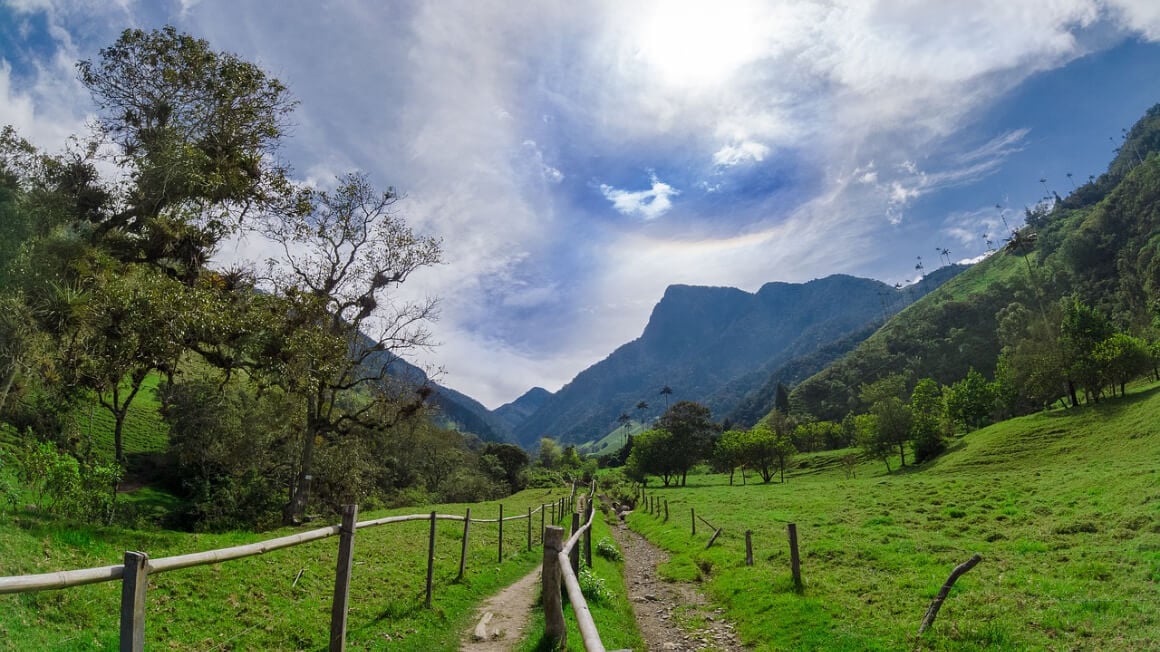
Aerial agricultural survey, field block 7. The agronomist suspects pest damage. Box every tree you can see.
[871,397,913,467]
[909,378,946,463]
[944,368,996,432]
[774,382,790,414]
[854,413,893,473]
[745,415,797,483]
[1060,298,1114,404]
[77,26,297,281]
[714,429,746,485]
[538,437,562,470]
[656,400,716,486]
[625,428,682,486]
[260,173,441,523]
[1095,332,1151,397]
[480,443,530,492]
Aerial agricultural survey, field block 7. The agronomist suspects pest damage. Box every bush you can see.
[578,568,613,603]
[7,436,120,522]
[595,536,622,562]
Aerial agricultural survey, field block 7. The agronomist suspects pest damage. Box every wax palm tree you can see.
[659,385,673,408]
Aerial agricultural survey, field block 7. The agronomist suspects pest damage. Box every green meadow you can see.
[0,487,574,651]
[624,384,1160,651]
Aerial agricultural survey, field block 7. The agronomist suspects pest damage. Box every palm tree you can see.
[1066,172,1075,189]
[617,412,631,444]
[659,385,673,409]
[914,256,924,279]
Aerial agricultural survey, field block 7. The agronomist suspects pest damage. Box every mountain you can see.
[494,387,552,430]
[511,269,964,447]
[378,353,514,443]
[790,102,1160,421]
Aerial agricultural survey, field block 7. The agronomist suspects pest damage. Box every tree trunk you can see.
[898,442,906,467]
[286,398,320,524]
[1067,378,1078,408]
[728,467,734,485]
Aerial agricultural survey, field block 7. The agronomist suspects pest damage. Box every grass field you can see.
[0,487,574,651]
[624,383,1160,650]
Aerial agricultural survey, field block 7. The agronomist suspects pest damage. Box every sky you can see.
[3,1,1160,409]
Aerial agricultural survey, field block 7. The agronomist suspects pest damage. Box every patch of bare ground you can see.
[608,513,746,651]
[460,565,542,651]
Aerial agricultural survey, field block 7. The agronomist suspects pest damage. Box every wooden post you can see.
[527,506,533,552]
[119,550,148,652]
[330,504,359,651]
[541,504,545,543]
[706,528,723,548]
[917,553,983,637]
[457,508,470,582]
[664,499,669,522]
[745,530,753,566]
[691,507,696,536]
[570,512,581,574]
[787,522,802,591]
[584,501,593,569]
[559,497,564,522]
[498,503,504,563]
[543,526,567,648]
[424,510,436,608]
[550,501,555,526]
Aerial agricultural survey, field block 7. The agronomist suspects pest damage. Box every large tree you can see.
[656,400,717,486]
[77,26,297,282]
[260,173,441,523]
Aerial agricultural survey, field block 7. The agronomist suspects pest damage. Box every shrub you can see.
[595,536,622,562]
[578,568,613,603]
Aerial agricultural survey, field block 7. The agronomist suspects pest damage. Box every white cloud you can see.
[712,140,770,167]
[600,173,680,221]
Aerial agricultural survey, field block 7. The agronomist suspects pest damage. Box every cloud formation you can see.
[3,0,1160,407]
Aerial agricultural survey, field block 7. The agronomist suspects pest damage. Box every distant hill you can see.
[494,387,552,430]
[791,102,1160,421]
[511,268,963,447]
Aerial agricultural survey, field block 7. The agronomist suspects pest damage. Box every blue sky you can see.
[3,1,1160,408]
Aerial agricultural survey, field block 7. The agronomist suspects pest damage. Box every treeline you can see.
[0,27,517,531]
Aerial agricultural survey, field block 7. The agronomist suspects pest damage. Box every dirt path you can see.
[460,564,541,651]
[608,513,746,651]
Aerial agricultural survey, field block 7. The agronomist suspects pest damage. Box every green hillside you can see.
[792,103,1160,422]
[625,382,1160,650]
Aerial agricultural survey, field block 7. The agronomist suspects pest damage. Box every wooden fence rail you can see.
[542,481,628,652]
[0,496,562,651]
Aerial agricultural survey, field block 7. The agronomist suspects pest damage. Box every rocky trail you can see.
[460,506,745,651]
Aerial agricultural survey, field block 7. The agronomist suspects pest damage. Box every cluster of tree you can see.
[0,27,515,530]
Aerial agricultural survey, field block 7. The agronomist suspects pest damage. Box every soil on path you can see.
[460,564,542,651]
[608,512,746,652]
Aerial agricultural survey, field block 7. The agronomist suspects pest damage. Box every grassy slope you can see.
[0,487,574,651]
[625,383,1160,651]
[579,421,645,457]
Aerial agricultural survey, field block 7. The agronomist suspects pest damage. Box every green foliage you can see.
[625,428,681,486]
[656,400,718,486]
[7,437,120,522]
[595,536,623,562]
[908,377,947,463]
[944,368,997,432]
[577,567,614,604]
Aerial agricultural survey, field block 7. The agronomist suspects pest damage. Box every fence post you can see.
[584,501,593,569]
[559,497,564,522]
[543,526,567,648]
[329,504,359,652]
[119,550,148,652]
[691,507,696,536]
[424,510,437,608]
[745,530,753,566]
[541,504,545,544]
[527,506,533,552]
[570,512,581,574]
[664,499,669,522]
[550,501,555,526]
[787,522,802,591]
[457,508,470,582]
[498,503,504,563]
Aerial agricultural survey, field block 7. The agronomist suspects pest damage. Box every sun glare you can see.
[634,0,769,89]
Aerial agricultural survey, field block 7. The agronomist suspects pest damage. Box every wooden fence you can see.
[0,487,582,651]
[541,481,632,652]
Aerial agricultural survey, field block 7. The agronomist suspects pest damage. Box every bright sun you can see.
[634,0,769,89]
